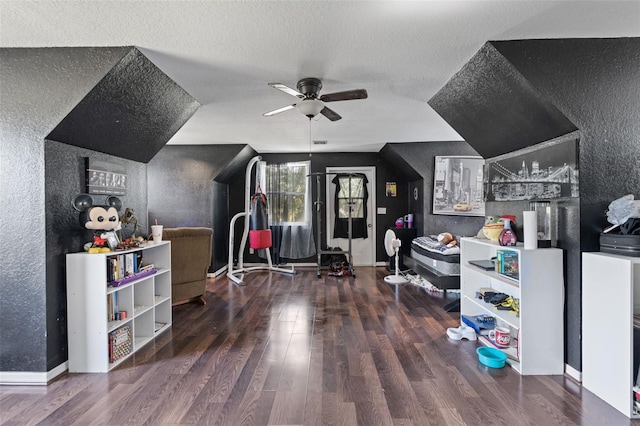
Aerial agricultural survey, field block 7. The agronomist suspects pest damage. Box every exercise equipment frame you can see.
[227,156,296,286]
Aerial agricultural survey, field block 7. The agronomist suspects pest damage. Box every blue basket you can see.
[477,346,507,368]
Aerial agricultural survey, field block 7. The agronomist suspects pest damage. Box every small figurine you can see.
[119,207,139,239]
[72,194,122,253]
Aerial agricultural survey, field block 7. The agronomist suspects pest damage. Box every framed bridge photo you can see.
[485,137,579,202]
[432,156,485,216]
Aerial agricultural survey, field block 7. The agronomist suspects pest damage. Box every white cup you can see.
[151,225,163,243]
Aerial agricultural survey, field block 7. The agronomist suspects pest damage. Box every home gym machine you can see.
[227,155,296,286]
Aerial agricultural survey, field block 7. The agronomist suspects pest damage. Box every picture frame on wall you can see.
[484,137,579,202]
[85,158,127,196]
[433,156,485,216]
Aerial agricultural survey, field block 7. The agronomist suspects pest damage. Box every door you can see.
[326,166,376,266]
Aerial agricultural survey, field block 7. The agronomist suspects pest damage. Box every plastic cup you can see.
[151,225,163,243]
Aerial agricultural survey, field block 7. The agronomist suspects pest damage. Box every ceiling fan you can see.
[263,77,367,121]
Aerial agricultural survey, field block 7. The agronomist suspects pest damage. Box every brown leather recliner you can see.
[162,227,213,306]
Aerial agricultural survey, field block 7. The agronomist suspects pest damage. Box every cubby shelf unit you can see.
[66,242,172,372]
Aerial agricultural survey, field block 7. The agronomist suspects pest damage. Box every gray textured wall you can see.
[0,47,129,372]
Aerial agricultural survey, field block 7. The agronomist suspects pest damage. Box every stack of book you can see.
[107,252,142,282]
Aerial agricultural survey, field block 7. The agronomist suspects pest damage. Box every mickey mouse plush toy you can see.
[72,194,122,253]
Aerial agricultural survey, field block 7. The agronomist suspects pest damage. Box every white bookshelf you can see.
[582,252,640,418]
[66,242,172,372]
[460,237,564,375]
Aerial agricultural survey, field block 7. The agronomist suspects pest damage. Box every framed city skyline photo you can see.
[85,158,128,196]
[485,138,579,202]
[433,156,485,216]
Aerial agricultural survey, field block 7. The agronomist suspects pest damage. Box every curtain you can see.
[257,161,316,263]
[332,173,368,239]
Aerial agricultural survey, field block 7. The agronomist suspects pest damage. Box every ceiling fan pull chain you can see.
[308,118,312,157]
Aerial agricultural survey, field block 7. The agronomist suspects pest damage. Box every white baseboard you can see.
[565,364,582,382]
[209,265,228,277]
[0,361,67,385]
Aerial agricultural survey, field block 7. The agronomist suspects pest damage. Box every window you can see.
[259,161,310,226]
[335,175,366,219]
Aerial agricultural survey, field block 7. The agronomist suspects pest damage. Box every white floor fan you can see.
[384,229,408,284]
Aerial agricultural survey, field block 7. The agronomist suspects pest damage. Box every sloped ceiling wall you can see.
[428,42,577,158]
[47,47,200,163]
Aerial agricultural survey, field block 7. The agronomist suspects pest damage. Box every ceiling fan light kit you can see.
[296,99,324,118]
[264,77,367,121]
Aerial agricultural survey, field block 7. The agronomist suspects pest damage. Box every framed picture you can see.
[485,137,579,201]
[433,156,485,216]
[385,182,397,197]
[85,158,128,196]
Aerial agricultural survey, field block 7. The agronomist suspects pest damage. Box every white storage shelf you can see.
[66,242,172,373]
[460,237,564,375]
[582,252,640,418]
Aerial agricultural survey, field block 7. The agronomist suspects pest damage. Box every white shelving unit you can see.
[460,237,564,375]
[582,252,640,418]
[66,242,172,372]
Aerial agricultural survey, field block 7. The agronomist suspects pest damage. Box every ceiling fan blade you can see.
[320,106,342,121]
[268,83,304,98]
[319,89,368,103]
[263,104,296,117]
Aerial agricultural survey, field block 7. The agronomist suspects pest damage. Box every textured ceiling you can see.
[1,1,638,153]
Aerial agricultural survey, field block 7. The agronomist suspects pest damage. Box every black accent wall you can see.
[47,47,200,163]
[147,145,257,272]
[381,142,485,238]
[227,152,406,265]
[429,38,640,371]
[428,42,577,159]
[492,38,640,370]
[44,141,147,369]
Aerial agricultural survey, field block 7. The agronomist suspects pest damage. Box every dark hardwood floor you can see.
[1,267,637,425]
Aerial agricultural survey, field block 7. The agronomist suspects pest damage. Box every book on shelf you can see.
[107,292,118,321]
[124,253,135,277]
[108,325,132,363]
[154,322,167,332]
[495,250,519,280]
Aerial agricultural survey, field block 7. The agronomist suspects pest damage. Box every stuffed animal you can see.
[437,232,457,247]
[478,215,518,241]
[477,215,502,239]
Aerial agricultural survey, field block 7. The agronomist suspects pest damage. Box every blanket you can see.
[412,235,460,256]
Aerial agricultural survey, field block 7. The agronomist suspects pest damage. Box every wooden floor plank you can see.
[2,267,637,425]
